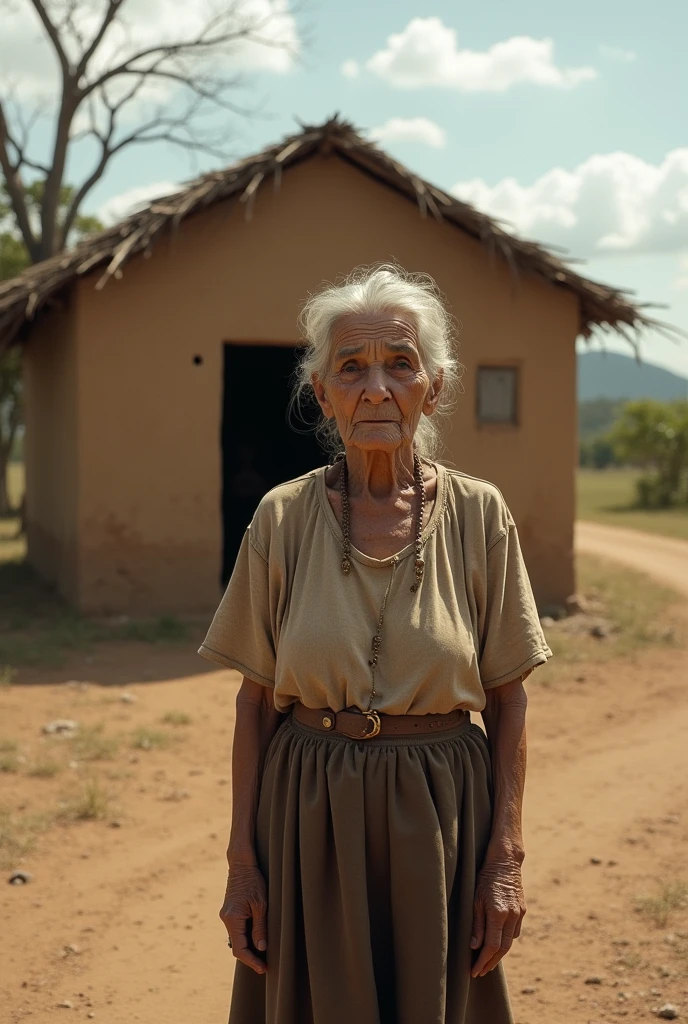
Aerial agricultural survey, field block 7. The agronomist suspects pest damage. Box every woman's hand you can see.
[475,676,529,978]
[470,856,526,978]
[220,861,268,974]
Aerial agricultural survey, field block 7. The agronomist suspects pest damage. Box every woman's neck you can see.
[342,445,416,500]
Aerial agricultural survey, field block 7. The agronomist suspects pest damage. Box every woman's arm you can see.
[229,677,284,866]
[220,677,284,974]
[469,672,530,978]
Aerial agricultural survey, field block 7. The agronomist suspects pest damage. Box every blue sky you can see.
[5,0,688,377]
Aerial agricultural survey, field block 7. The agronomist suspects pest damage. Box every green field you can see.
[0,464,26,563]
[577,468,688,541]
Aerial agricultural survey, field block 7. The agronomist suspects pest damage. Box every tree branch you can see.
[0,101,38,258]
[1,0,301,262]
[80,7,287,97]
[75,0,125,79]
[1,94,51,176]
[28,0,70,77]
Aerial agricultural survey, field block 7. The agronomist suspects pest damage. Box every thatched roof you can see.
[0,116,675,353]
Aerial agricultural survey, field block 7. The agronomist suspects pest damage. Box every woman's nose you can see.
[362,365,391,403]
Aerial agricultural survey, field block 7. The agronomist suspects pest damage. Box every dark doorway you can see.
[221,343,327,585]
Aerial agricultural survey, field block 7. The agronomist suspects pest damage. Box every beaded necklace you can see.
[336,450,427,714]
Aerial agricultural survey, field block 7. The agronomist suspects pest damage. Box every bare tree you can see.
[0,0,298,521]
[0,0,299,263]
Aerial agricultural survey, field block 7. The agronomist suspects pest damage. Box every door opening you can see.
[221,344,326,585]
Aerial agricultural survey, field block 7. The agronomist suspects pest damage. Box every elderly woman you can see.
[199,265,553,1024]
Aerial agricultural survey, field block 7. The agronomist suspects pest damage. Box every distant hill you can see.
[578,351,688,401]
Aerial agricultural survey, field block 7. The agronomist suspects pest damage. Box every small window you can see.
[477,366,518,425]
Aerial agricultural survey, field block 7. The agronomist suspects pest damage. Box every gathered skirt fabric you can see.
[228,713,514,1024]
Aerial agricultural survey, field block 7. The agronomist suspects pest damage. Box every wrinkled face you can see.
[312,313,442,452]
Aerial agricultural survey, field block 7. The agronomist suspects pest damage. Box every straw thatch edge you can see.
[0,116,680,355]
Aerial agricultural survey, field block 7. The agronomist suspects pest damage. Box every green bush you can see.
[610,399,688,508]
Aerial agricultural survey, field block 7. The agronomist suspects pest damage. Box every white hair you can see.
[293,263,464,458]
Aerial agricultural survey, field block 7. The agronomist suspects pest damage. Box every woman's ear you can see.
[312,373,334,418]
[423,369,444,417]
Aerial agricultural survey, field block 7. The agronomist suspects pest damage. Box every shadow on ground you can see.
[0,560,217,686]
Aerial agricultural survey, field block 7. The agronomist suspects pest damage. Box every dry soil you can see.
[1,526,687,1023]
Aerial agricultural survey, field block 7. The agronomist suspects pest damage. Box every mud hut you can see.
[0,118,662,614]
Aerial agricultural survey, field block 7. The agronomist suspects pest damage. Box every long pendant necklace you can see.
[338,450,426,590]
[337,451,427,712]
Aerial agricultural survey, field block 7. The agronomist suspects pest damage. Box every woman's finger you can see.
[250,898,268,953]
[469,899,486,952]
[228,916,266,975]
[470,915,505,978]
[476,920,518,976]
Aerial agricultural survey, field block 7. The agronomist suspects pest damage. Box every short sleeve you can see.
[198,528,277,687]
[478,524,553,690]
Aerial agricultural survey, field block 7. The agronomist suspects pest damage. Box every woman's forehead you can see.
[331,313,419,348]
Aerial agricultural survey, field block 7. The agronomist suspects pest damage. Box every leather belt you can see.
[291,702,470,740]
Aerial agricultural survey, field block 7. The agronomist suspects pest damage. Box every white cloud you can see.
[369,117,446,148]
[341,59,360,79]
[451,149,688,257]
[599,45,637,62]
[364,18,596,91]
[97,180,183,224]
[673,254,688,291]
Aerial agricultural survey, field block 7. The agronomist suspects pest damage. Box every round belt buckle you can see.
[363,710,381,738]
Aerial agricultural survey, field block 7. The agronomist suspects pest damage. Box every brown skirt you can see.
[228,712,514,1024]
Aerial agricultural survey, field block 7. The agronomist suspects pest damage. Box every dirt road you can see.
[2,531,688,1023]
[576,520,688,597]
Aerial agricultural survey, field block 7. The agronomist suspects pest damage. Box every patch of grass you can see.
[0,573,193,669]
[160,710,192,726]
[114,615,189,644]
[580,555,682,650]
[26,757,63,779]
[633,879,688,928]
[0,805,54,870]
[0,606,103,669]
[0,665,17,687]
[541,553,685,672]
[578,468,688,542]
[0,738,20,772]
[130,727,172,751]
[0,751,20,773]
[58,777,112,822]
[0,538,195,666]
[615,949,644,970]
[69,723,119,762]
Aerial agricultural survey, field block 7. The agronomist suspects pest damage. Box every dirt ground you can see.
[2,551,688,1022]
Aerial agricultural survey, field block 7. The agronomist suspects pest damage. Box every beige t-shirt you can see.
[198,462,553,714]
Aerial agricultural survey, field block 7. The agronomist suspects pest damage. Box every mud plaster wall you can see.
[30,153,578,613]
[23,290,80,601]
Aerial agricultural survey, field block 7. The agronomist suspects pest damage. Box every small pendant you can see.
[342,558,351,574]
